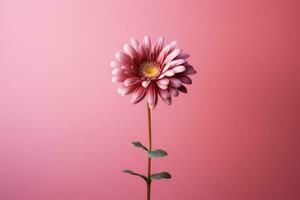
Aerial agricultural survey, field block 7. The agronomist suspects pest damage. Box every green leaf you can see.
[123,169,148,182]
[132,141,148,151]
[151,172,172,180]
[148,149,168,158]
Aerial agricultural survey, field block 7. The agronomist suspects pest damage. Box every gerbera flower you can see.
[111,36,196,109]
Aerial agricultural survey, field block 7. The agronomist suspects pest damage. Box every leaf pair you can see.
[123,170,172,182]
[131,141,168,158]
[123,170,148,182]
[124,141,171,182]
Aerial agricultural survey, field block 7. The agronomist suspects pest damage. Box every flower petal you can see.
[157,78,169,86]
[115,52,132,65]
[157,45,170,64]
[168,86,179,97]
[117,85,125,94]
[112,76,126,83]
[163,49,182,64]
[157,41,178,64]
[172,65,186,73]
[178,85,187,93]
[164,70,175,77]
[142,35,151,57]
[181,64,197,75]
[118,84,138,96]
[130,38,140,51]
[169,41,177,51]
[155,36,164,55]
[150,45,156,61]
[178,76,192,84]
[130,87,146,104]
[120,65,134,73]
[112,68,125,76]
[138,43,146,59]
[142,80,150,88]
[158,73,165,79]
[156,81,168,89]
[149,88,158,109]
[151,36,164,60]
[158,88,170,99]
[110,61,121,68]
[158,89,172,105]
[124,77,140,87]
[146,84,156,106]
[162,59,186,73]
[123,44,139,59]
[175,52,190,60]
[169,78,182,88]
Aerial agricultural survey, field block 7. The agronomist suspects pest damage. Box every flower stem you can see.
[146,103,152,200]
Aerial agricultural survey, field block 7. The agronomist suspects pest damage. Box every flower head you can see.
[111,36,197,109]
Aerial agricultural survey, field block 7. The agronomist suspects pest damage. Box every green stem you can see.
[147,103,152,200]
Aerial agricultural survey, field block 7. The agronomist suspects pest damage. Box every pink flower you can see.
[111,36,197,109]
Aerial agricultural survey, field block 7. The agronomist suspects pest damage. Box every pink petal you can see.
[112,76,126,83]
[110,61,121,68]
[162,59,186,73]
[157,78,169,86]
[158,89,172,105]
[120,65,134,73]
[158,88,170,99]
[178,76,192,84]
[169,78,182,88]
[142,80,150,88]
[158,73,165,79]
[124,77,140,87]
[146,84,156,106]
[117,85,125,94]
[149,88,158,109]
[172,65,186,73]
[157,41,177,64]
[169,41,177,51]
[181,64,197,75]
[156,81,168,89]
[178,85,187,93]
[157,44,171,64]
[149,45,156,60]
[123,44,139,59]
[164,98,172,105]
[142,35,151,56]
[138,43,146,59]
[168,87,179,97]
[112,68,125,76]
[154,36,164,57]
[130,38,140,51]
[115,52,132,65]
[130,87,146,104]
[164,70,175,77]
[156,37,164,50]
[118,84,138,96]
[163,49,182,64]
[124,70,137,76]
[175,52,190,60]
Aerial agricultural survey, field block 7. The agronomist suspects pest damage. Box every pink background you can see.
[1,0,299,199]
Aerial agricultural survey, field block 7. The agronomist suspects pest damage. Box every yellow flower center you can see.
[141,62,160,78]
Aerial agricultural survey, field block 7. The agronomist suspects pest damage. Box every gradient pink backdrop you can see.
[1,0,300,199]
